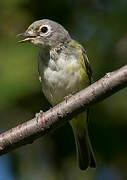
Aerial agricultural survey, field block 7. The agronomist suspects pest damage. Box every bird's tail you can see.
[70,112,96,170]
[74,127,96,170]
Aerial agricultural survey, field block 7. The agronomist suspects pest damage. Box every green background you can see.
[0,0,127,179]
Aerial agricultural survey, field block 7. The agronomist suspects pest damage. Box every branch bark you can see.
[0,65,127,155]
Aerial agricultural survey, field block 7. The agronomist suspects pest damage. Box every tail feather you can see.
[74,130,96,170]
[70,111,96,170]
[75,133,89,170]
[89,145,96,168]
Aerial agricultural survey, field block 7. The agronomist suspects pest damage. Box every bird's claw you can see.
[64,94,72,102]
[35,110,43,121]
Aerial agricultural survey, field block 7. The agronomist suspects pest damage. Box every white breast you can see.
[38,51,86,105]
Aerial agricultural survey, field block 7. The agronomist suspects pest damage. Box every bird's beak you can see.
[17,32,36,43]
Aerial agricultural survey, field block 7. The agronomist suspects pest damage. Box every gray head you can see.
[18,19,71,48]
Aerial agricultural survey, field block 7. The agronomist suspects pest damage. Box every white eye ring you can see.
[40,24,51,36]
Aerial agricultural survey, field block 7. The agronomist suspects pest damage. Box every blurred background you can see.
[0,0,127,179]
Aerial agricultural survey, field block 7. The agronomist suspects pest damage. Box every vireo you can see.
[18,19,96,170]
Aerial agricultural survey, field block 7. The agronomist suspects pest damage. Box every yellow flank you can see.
[69,40,90,86]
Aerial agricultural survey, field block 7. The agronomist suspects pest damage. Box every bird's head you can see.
[17,19,71,48]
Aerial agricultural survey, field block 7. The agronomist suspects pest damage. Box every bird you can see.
[17,19,96,170]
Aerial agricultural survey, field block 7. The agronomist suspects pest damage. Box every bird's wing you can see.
[79,45,92,123]
[81,47,92,84]
[69,40,92,84]
[69,40,92,124]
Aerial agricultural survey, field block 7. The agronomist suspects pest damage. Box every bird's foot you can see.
[35,110,44,121]
[64,94,72,102]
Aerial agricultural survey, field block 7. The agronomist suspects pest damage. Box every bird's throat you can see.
[38,46,51,66]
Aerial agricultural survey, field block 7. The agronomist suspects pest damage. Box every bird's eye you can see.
[40,26,48,33]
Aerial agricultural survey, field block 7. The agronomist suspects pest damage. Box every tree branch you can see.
[0,65,127,155]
